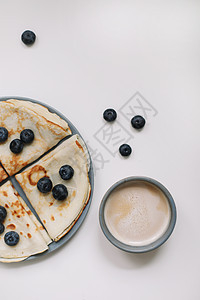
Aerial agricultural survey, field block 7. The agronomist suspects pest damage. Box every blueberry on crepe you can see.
[4,231,19,246]
[37,177,53,193]
[52,184,68,201]
[10,139,24,154]
[0,224,5,234]
[0,206,7,222]
[59,165,74,180]
[0,127,8,143]
[20,129,34,144]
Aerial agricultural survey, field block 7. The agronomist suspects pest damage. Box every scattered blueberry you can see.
[37,177,53,193]
[4,231,19,246]
[20,129,34,144]
[119,144,132,157]
[52,184,68,201]
[0,223,5,234]
[59,165,74,180]
[131,115,146,129]
[0,206,7,222]
[21,30,36,45]
[0,127,8,143]
[103,109,117,122]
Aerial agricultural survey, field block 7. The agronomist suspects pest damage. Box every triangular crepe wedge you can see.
[15,192,52,246]
[16,134,91,241]
[0,164,8,182]
[0,181,50,262]
[0,99,71,180]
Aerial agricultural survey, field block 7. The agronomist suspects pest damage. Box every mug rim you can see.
[99,176,177,253]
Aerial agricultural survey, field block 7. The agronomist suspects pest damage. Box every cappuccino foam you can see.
[104,181,171,246]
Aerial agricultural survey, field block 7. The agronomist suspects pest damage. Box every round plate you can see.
[0,96,94,261]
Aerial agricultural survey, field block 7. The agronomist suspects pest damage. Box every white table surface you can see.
[0,1,199,299]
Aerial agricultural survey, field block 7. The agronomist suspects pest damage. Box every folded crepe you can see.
[16,134,91,241]
[0,164,8,182]
[0,99,71,180]
[0,181,51,263]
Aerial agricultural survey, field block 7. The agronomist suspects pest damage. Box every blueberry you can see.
[4,231,19,246]
[0,223,5,234]
[131,115,146,129]
[59,165,74,180]
[119,144,132,157]
[0,127,8,143]
[0,206,7,222]
[10,139,24,154]
[21,30,36,45]
[20,129,34,144]
[103,109,117,122]
[37,177,53,193]
[52,184,68,201]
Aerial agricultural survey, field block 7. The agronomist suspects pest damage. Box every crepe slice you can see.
[16,134,91,241]
[0,99,71,180]
[0,181,51,263]
[0,164,8,182]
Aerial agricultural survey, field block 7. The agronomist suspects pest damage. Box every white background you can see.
[0,0,200,299]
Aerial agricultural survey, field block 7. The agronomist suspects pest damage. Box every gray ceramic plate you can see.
[99,176,176,253]
[0,96,94,261]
